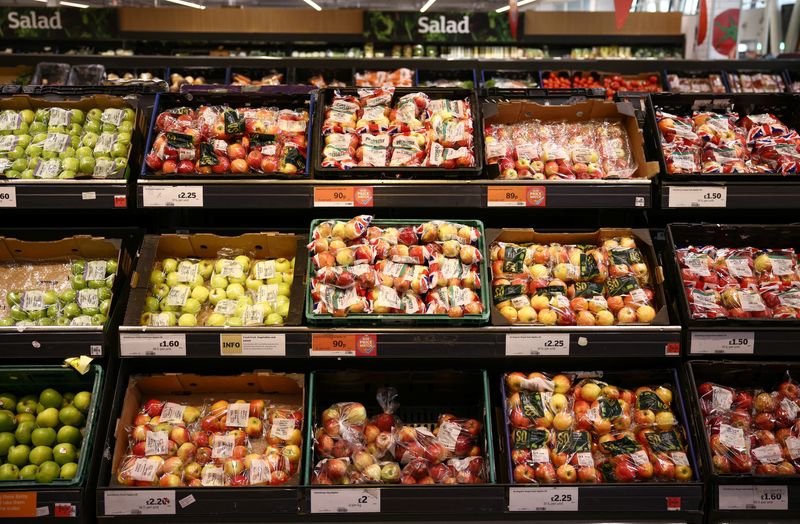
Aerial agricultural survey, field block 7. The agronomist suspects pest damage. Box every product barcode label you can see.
[84,260,108,281]
[727,258,752,277]
[753,444,783,464]
[256,284,278,305]
[21,291,45,311]
[211,435,235,459]
[671,452,689,467]
[437,422,462,451]
[101,108,125,126]
[159,402,186,424]
[145,431,169,456]
[712,386,733,411]
[226,403,249,428]
[201,466,224,486]
[43,133,69,152]
[270,418,295,440]
[77,288,99,309]
[49,108,71,127]
[249,459,270,485]
[530,447,550,463]
[177,262,198,283]
[219,260,244,278]
[165,286,190,307]
[719,424,746,449]
[214,300,238,315]
[253,260,276,280]
[576,452,594,467]
[131,458,158,481]
[243,306,264,326]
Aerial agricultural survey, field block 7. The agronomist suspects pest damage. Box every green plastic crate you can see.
[0,365,104,488]
[305,218,490,326]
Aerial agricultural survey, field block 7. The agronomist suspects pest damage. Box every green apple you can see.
[256,302,273,317]
[29,121,45,134]
[276,295,290,307]
[277,302,290,318]
[59,289,77,304]
[0,393,14,410]
[283,273,294,285]
[29,445,53,465]
[53,443,77,466]
[59,462,78,479]
[58,406,83,427]
[7,444,31,467]
[225,283,245,300]
[80,306,99,316]
[70,275,86,290]
[116,131,132,145]
[59,170,76,179]
[32,132,47,143]
[162,258,178,273]
[165,272,180,288]
[152,283,169,300]
[39,389,62,409]
[58,146,75,159]
[0,410,16,432]
[16,397,37,415]
[75,145,92,158]
[27,309,45,321]
[106,259,118,275]
[91,314,107,325]
[5,291,20,307]
[12,122,28,135]
[0,463,19,480]
[9,305,29,322]
[70,109,85,124]
[101,123,116,133]
[83,121,100,135]
[114,157,127,171]
[266,276,283,285]
[62,302,81,319]
[226,316,243,327]
[265,313,283,326]
[277,283,291,297]
[60,157,79,172]
[37,317,54,327]
[20,109,34,124]
[191,286,209,303]
[56,425,81,446]
[87,108,102,122]
[0,431,15,454]
[3,170,19,179]
[72,392,91,413]
[144,296,160,313]
[19,464,38,480]
[19,169,34,179]
[205,313,226,327]
[123,108,136,122]
[7,146,25,160]
[245,278,262,291]
[55,317,70,326]
[190,274,204,289]
[149,270,165,286]
[181,298,201,315]
[15,135,31,149]
[42,290,58,306]
[178,313,197,327]
[41,150,58,160]
[31,428,56,448]
[87,278,106,289]
[98,287,112,301]
[274,258,291,273]
[14,412,33,423]
[210,275,228,290]
[119,120,134,133]
[209,288,226,305]
[70,260,85,275]
[198,260,214,279]
[36,461,60,483]
[14,421,35,445]
[111,142,128,158]
[99,299,111,316]
[62,392,74,406]
[68,123,83,136]
[36,408,59,429]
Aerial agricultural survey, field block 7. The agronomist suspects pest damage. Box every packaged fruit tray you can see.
[313,87,482,179]
[501,368,701,485]
[141,90,312,179]
[648,92,800,180]
[665,70,727,94]
[110,371,305,488]
[667,223,800,326]
[487,228,669,327]
[304,370,496,487]
[0,94,140,180]
[125,232,307,328]
[687,361,800,479]
[0,364,103,487]
[306,216,490,326]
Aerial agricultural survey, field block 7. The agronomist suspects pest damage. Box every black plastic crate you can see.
[648,92,800,182]
[67,65,106,86]
[313,87,483,179]
[31,62,70,86]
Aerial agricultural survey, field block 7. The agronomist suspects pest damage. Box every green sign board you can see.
[364,11,518,43]
[0,7,118,39]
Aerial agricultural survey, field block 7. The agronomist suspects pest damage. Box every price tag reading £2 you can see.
[506,334,570,356]
[509,487,579,512]
[311,488,380,513]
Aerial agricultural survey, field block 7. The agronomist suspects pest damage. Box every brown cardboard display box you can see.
[124,232,307,327]
[110,371,306,487]
[482,98,660,180]
[486,228,669,326]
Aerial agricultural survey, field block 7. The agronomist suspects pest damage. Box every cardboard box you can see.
[110,371,305,486]
[124,232,307,327]
[486,228,669,326]
[482,98,660,179]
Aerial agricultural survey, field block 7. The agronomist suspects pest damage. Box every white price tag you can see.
[0,187,16,208]
[270,418,295,440]
[719,485,788,511]
[142,186,204,207]
[437,422,462,452]
[719,486,757,510]
[160,402,186,424]
[104,490,176,516]
[508,487,579,512]
[530,447,550,463]
[212,434,235,459]
[668,186,727,208]
[506,334,570,356]
[253,260,276,280]
[712,386,733,412]
[690,332,754,355]
[145,431,169,456]
[576,452,594,467]
[671,451,689,467]
[785,436,800,459]
[310,488,381,513]
[119,334,187,356]
[201,465,225,487]
[226,403,249,428]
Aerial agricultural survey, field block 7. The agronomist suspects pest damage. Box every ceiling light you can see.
[420,0,437,13]
[164,0,206,8]
[302,0,322,10]
[60,1,89,7]
[496,0,536,13]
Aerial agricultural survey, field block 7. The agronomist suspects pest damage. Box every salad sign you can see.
[0,7,118,39]
[364,11,519,43]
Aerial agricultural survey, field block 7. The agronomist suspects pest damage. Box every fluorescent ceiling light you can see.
[302,0,322,10]
[420,0,437,13]
[60,1,89,7]
[496,0,536,13]
[164,0,206,9]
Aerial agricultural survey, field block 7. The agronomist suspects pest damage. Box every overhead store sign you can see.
[0,7,118,39]
[364,11,519,42]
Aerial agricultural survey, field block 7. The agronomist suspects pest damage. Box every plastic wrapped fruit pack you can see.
[696,373,799,476]
[321,88,475,170]
[354,69,414,88]
[677,245,800,319]
[0,106,134,180]
[728,73,786,94]
[490,236,656,326]
[309,215,484,318]
[141,253,294,327]
[230,72,284,86]
[145,104,308,176]
[656,110,800,175]
[0,387,92,483]
[311,388,488,485]
[484,118,637,180]
[505,371,693,484]
[116,397,303,487]
[667,73,726,94]
[0,258,118,327]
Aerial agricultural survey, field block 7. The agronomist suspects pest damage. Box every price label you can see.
[314,186,373,207]
[310,333,377,357]
[755,486,788,510]
[0,187,16,208]
[719,485,788,511]
[226,403,249,428]
[119,334,187,356]
[508,487,579,512]
[104,490,176,516]
[310,488,380,513]
[487,186,546,207]
[690,332,754,355]
[219,334,286,356]
[160,402,186,424]
[0,492,36,518]
[506,334,570,356]
[142,186,204,207]
[668,186,727,208]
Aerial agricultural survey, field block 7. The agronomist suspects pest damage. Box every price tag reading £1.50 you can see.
[690,332,754,355]
[310,488,380,513]
[506,334,570,356]
[668,186,727,208]
[508,487,579,512]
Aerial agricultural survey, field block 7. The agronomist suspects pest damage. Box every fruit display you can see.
[307,215,486,320]
[114,374,304,488]
[105,71,164,85]
[727,72,786,93]
[311,387,489,485]
[168,71,217,92]
[355,68,414,87]
[319,88,476,171]
[542,72,661,98]
[141,254,294,327]
[666,73,726,93]
[307,75,347,89]
[0,385,93,483]
[0,103,135,180]
[144,103,309,176]
[676,244,800,319]
[0,257,118,327]
[696,373,799,475]
[421,79,474,89]
[504,371,694,484]
[490,231,661,326]
[483,76,539,89]
[230,72,284,86]
[656,110,800,174]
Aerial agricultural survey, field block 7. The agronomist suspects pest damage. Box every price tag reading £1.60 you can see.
[668,186,727,208]
[508,487,579,512]
[119,334,186,357]
[506,334,570,356]
[310,488,380,513]
[0,187,16,208]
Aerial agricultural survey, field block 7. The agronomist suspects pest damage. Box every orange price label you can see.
[487,186,546,207]
[0,492,37,518]
[314,187,373,207]
[310,334,377,357]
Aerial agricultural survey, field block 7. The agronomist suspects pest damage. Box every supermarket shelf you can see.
[117,325,682,358]
[0,327,106,359]
[686,327,800,357]
[136,179,312,209]
[0,180,129,210]
[661,181,800,210]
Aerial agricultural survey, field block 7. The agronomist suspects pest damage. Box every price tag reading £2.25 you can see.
[310,488,380,513]
[668,186,727,208]
[508,487,579,512]
[506,334,570,356]
[142,186,204,207]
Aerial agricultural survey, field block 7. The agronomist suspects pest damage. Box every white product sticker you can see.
[376,285,402,309]
[249,459,270,485]
[214,300,238,316]
[508,487,579,512]
[629,288,648,304]
[684,255,711,276]
[770,257,794,276]
[93,157,116,178]
[243,305,265,326]
[515,143,538,161]
[668,186,727,208]
[781,397,798,420]
[0,112,21,131]
[226,403,249,428]
[104,490,176,516]
[671,451,690,467]
[0,135,18,152]
[577,452,594,467]
[712,386,733,412]
[49,108,71,127]
[94,132,116,154]
[530,447,550,463]
[70,315,93,326]
[511,295,531,308]
[270,418,295,440]
[119,334,187,357]
[454,287,474,307]
[178,148,195,161]
[165,286,190,307]
[402,295,420,314]
[34,159,61,179]
[77,288,99,309]
[719,424,746,449]
[142,186,204,208]
[130,458,159,481]
[779,290,800,308]
[740,291,766,312]
[311,488,381,514]
[383,261,406,278]
[630,450,650,466]
[261,144,277,156]
[160,402,186,424]
[178,495,195,509]
[437,421,462,451]
[753,444,783,464]
[690,332,754,355]
[362,147,387,167]
[177,262,198,283]
[506,334,570,356]
[201,466,225,487]
[256,284,278,305]
[211,435,235,459]
[219,260,244,278]
[331,99,359,114]
[145,431,169,456]
[84,260,108,281]
[727,258,753,278]
[485,141,507,159]
[21,291,45,311]
[43,133,69,153]
[101,108,125,126]
[785,436,800,459]
[253,260,276,280]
